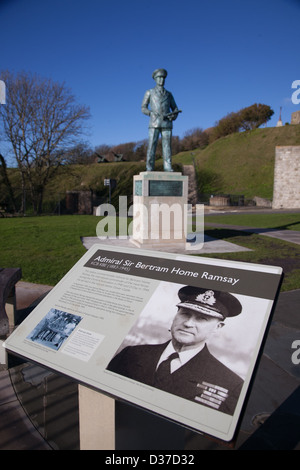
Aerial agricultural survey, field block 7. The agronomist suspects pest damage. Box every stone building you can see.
[272,146,300,209]
[291,110,300,125]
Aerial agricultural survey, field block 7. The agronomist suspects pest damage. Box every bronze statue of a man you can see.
[141,69,181,172]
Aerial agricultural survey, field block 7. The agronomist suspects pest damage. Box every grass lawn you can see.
[0,215,98,285]
[201,228,300,292]
[205,212,300,231]
[202,212,300,292]
[0,212,299,291]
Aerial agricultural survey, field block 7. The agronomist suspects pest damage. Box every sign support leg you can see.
[78,385,115,450]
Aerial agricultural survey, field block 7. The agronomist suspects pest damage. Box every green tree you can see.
[211,103,274,141]
[238,103,274,131]
[211,112,241,141]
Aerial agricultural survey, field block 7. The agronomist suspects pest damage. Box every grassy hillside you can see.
[3,124,300,212]
[190,124,300,199]
[43,159,183,208]
[56,123,299,203]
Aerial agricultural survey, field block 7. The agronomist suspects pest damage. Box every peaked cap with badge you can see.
[177,286,242,320]
[152,68,168,79]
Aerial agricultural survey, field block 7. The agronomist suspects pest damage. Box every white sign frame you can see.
[4,244,283,442]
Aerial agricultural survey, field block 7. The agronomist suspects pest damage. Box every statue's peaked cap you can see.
[152,68,168,79]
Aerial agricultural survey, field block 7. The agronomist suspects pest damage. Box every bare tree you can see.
[181,128,209,151]
[0,71,90,214]
[63,142,94,165]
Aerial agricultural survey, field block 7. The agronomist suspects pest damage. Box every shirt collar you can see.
[158,341,205,370]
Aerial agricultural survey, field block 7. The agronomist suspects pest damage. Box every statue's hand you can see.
[164,109,181,121]
[171,110,179,120]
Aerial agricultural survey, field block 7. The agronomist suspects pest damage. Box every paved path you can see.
[204,222,300,245]
[81,234,252,254]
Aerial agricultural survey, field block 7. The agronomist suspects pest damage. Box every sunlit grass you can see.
[0,213,299,291]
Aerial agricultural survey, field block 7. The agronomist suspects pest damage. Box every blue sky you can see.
[1,0,299,150]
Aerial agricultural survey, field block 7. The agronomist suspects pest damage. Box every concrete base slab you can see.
[81,235,251,254]
[255,229,300,245]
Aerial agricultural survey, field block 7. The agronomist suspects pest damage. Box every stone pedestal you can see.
[131,171,188,249]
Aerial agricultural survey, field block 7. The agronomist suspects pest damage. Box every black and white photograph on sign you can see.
[107,281,268,416]
[26,308,82,351]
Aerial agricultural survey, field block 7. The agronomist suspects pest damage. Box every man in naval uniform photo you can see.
[141,68,180,172]
[107,286,244,416]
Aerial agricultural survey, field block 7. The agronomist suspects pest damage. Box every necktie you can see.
[154,352,179,390]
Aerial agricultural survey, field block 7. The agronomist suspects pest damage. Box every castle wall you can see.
[291,110,300,125]
[272,146,300,209]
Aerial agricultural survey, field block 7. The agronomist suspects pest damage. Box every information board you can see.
[4,244,283,442]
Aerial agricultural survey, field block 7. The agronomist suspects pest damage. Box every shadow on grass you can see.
[246,220,300,233]
[203,227,300,291]
[204,228,255,241]
[204,219,300,234]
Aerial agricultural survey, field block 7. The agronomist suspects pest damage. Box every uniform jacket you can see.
[107,342,244,416]
[141,86,178,129]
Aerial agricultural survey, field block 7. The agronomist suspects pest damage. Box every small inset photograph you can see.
[27,308,82,351]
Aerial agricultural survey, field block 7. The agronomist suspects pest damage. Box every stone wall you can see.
[272,146,300,209]
[291,110,300,125]
[66,190,93,214]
